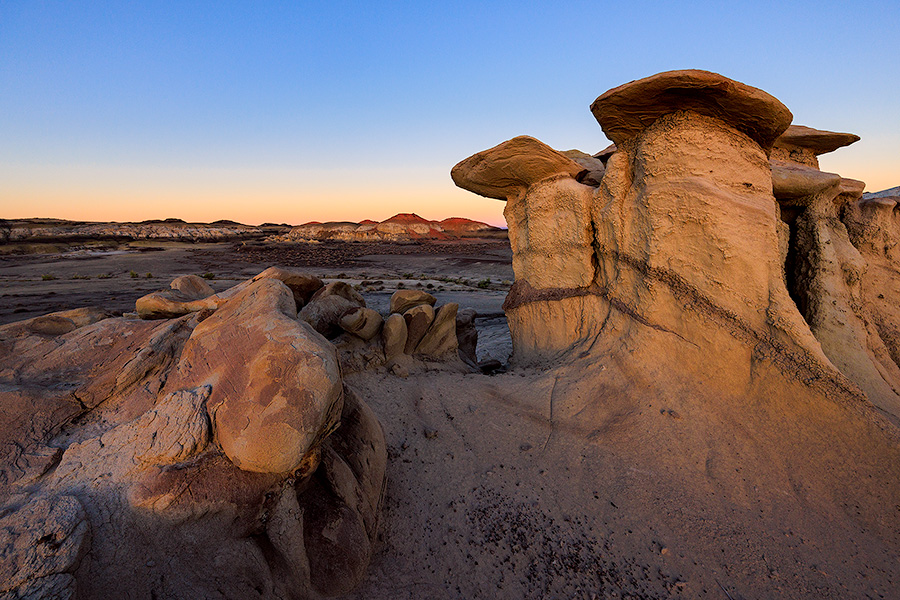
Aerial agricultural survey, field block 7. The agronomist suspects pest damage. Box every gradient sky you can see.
[2,1,898,227]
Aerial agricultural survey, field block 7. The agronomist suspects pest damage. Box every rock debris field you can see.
[3,69,900,599]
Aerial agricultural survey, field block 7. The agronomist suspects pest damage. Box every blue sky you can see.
[1,1,898,225]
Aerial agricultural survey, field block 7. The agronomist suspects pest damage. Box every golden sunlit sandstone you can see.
[0,268,386,599]
[389,289,436,314]
[772,124,860,169]
[442,69,900,598]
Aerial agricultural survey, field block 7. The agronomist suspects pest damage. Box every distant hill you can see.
[0,218,290,246]
[863,186,900,199]
[279,213,507,243]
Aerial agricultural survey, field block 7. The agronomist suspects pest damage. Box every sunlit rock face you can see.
[0,268,386,600]
[768,123,900,417]
[452,69,900,422]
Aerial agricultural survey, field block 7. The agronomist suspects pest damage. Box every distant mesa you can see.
[276,213,507,243]
[0,218,291,248]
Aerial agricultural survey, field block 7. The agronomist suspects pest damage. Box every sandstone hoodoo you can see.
[451,69,900,597]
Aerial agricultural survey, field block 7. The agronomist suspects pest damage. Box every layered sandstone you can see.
[452,68,900,426]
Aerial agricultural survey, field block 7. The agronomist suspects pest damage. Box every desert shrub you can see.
[41,273,56,281]
[201,272,215,280]
[477,279,491,289]
[97,273,113,279]
[129,271,138,278]
[397,281,405,289]
[145,272,153,278]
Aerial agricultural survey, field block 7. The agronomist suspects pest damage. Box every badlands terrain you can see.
[3,69,900,600]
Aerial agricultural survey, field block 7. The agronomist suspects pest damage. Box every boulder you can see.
[300,294,361,339]
[389,289,436,314]
[135,289,221,319]
[311,280,366,306]
[0,269,387,599]
[403,304,435,354]
[169,274,215,299]
[251,266,323,307]
[382,313,408,363]
[0,306,112,340]
[590,69,792,151]
[169,278,343,474]
[340,307,384,341]
[414,303,459,357]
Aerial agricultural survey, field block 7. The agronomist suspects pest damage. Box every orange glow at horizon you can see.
[2,156,896,229]
[0,164,509,228]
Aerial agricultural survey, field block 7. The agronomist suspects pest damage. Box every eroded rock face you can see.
[843,194,900,402]
[0,268,387,599]
[768,122,900,416]
[452,69,900,424]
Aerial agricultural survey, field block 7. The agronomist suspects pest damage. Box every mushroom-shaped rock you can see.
[390,289,436,315]
[772,125,860,168]
[771,160,842,201]
[453,137,596,290]
[169,278,343,474]
[591,69,792,151]
[404,304,435,354]
[170,274,215,299]
[451,135,586,201]
[339,307,384,341]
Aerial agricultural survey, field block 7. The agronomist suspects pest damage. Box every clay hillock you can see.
[276,213,506,243]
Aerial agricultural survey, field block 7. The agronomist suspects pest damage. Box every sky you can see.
[1,1,898,228]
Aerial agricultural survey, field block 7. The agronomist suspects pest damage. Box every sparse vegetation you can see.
[129,271,138,278]
[70,274,91,280]
[477,278,491,289]
[97,273,113,279]
[201,272,215,280]
[41,273,56,281]
[145,272,153,278]
[397,281,405,289]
